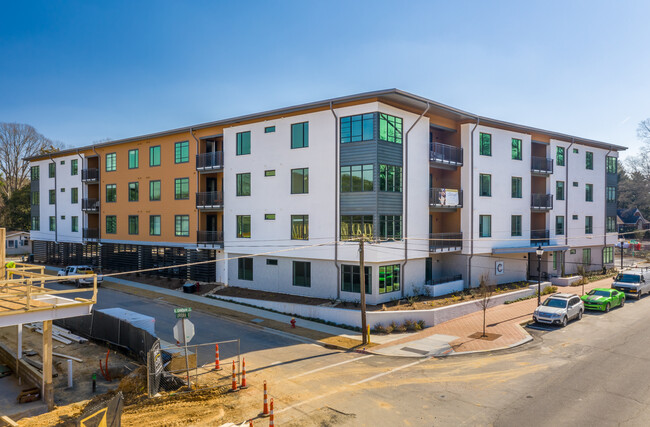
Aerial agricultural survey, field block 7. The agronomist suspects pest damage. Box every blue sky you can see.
[1,0,649,157]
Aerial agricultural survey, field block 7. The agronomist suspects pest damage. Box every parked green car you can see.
[580,288,625,312]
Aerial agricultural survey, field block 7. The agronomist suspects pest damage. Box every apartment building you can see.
[27,89,625,303]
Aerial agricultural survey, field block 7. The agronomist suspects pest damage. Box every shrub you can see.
[407,296,419,305]
[389,321,399,331]
[394,322,407,333]
[403,319,416,331]
[373,323,388,334]
[416,320,426,330]
[541,285,558,295]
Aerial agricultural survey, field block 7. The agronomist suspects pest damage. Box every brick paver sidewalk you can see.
[372,277,615,355]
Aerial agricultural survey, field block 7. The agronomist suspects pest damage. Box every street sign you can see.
[174,307,192,318]
[173,319,195,344]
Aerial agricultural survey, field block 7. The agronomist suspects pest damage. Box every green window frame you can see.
[379,113,403,144]
[105,153,116,171]
[174,178,189,200]
[48,162,56,178]
[31,191,39,205]
[511,215,522,237]
[71,159,78,175]
[379,215,402,240]
[32,216,40,231]
[49,189,56,204]
[105,215,116,234]
[49,216,56,231]
[149,145,161,167]
[606,156,617,174]
[341,165,374,192]
[606,186,616,203]
[603,247,614,264]
[585,216,593,234]
[553,251,558,270]
[174,215,189,237]
[340,113,374,143]
[264,126,275,133]
[264,214,275,220]
[238,258,253,281]
[607,216,617,233]
[71,187,78,204]
[105,184,117,202]
[128,215,139,235]
[174,141,189,163]
[586,151,593,170]
[292,261,311,287]
[479,133,491,156]
[582,248,591,266]
[291,168,309,194]
[340,215,374,240]
[585,183,593,202]
[511,138,522,160]
[71,216,78,232]
[149,215,161,236]
[479,174,491,197]
[236,173,251,196]
[556,146,565,166]
[31,166,40,181]
[556,181,565,201]
[291,215,309,240]
[149,180,161,201]
[128,182,139,202]
[291,122,309,149]
[379,165,402,192]
[236,215,251,238]
[511,177,522,198]
[556,216,565,235]
[128,149,139,169]
[236,131,251,155]
[379,264,400,294]
[341,265,371,294]
[479,215,491,237]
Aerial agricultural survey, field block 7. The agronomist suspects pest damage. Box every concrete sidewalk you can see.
[371,277,616,357]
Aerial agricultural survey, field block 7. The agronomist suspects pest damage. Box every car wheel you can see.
[638,293,642,300]
[605,303,611,313]
[75,280,81,288]
[561,316,568,327]
[578,310,583,320]
[620,298,625,307]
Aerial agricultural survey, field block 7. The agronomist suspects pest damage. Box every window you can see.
[31,166,40,181]
[582,248,591,266]
[585,216,593,234]
[379,113,403,144]
[572,181,579,187]
[31,191,39,205]
[264,213,276,220]
[291,122,309,149]
[60,160,65,165]
[264,126,275,133]
[236,173,251,196]
[511,177,522,198]
[511,215,522,237]
[128,182,139,201]
[586,151,593,170]
[71,187,78,204]
[379,165,402,192]
[291,215,309,240]
[512,138,522,160]
[174,178,190,199]
[556,216,565,235]
[291,168,309,194]
[128,149,139,169]
[71,159,78,175]
[150,146,161,166]
[379,265,401,294]
[341,215,373,239]
[293,261,311,287]
[341,113,374,143]
[32,216,40,231]
[479,174,491,197]
[238,258,253,281]
[341,165,374,192]
[71,216,78,232]
[49,189,56,204]
[61,215,65,220]
[60,187,65,192]
[175,215,189,237]
[556,181,565,201]
[128,215,139,235]
[149,215,161,236]
[585,183,593,202]
[479,133,491,156]
[606,186,616,203]
[106,215,116,234]
[607,216,617,233]
[106,184,116,202]
[175,141,189,163]
[264,170,275,177]
[573,148,579,154]
[236,215,251,238]
[105,153,116,171]
[49,216,56,231]
[266,259,278,265]
[553,251,558,270]
[149,180,161,201]
[341,265,371,294]
[556,147,565,166]
[606,156,617,174]
[479,215,491,237]
[379,215,402,240]
[49,163,56,178]
[236,131,251,155]
[603,247,614,264]
[572,214,578,220]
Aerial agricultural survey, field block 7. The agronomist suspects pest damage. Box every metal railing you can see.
[83,228,99,239]
[196,151,224,170]
[81,168,99,182]
[430,142,463,166]
[530,193,553,210]
[82,198,100,212]
[429,232,463,252]
[197,230,224,244]
[426,274,463,286]
[531,156,553,174]
[530,229,550,246]
[430,188,463,208]
[196,191,223,208]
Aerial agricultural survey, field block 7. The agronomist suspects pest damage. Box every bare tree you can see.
[638,118,650,142]
[476,275,494,338]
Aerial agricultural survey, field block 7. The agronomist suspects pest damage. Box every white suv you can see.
[533,293,584,327]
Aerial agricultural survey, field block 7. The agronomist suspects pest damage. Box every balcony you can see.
[82,198,100,212]
[81,168,99,182]
[531,193,553,210]
[430,142,463,168]
[531,156,553,175]
[83,228,99,240]
[197,230,224,246]
[531,229,550,246]
[429,232,463,253]
[196,151,224,171]
[196,191,223,210]
[430,188,462,209]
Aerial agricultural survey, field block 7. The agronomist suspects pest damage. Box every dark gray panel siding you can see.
[377,141,403,166]
[377,193,403,214]
[340,193,377,214]
[340,141,377,166]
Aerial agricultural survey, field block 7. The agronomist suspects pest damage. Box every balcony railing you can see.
[531,156,553,175]
[83,228,99,240]
[531,229,550,246]
[425,274,463,286]
[197,230,224,245]
[429,232,463,253]
[82,198,100,212]
[430,142,463,166]
[531,193,553,210]
[196,151,224,170]
[430,188,463,208]
[81,168,99,182]
[196,191,224,209]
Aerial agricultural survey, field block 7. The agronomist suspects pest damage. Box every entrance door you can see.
[206,177,218,192]
[206,214,218,232]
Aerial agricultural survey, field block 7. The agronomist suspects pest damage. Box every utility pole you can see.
[359,236,367,345]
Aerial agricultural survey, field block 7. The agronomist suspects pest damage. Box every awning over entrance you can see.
[492,245,570,255]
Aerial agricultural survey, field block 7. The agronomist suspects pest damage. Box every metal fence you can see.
[147,339,241,397]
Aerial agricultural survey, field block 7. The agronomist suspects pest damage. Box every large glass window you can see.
[379,113,403,144]
[341,165,373,192]
[379,215,402,240]
[293,261,311,287]
[479,174,491,197]
[480,133,491,156]
[175,215,189,236]
[149,215,161,236]
[128,215,139,235]
[603,247,614,264]
[105,153,116,171]
[341,215,373,240]
[606,186,616,203]
[149,180,161,201]
[71,216,78,232]
[585,183,593,202]
[237,215,251,238]
[511,177,522,198]
[32,216,40,231]
[31,166,40,181]
[607,216,617,233]
[71,159,78,175]
[71,187,78,204]
[236,131,251,155]
[379,264,401,294]
[556,146,565,166]
[105,215,116,234]
[128,182,139,202]
[175,141,189,163]
[31,191,39,205]
[556,216,565,235]
[586,151,593,170]
[340,113,374,143]
[174,178,189,199]
[479,215,491,237]
[291,168,309,194]
[49,189,56,204]
[291,122,309,149]
[582,248,591,266]
[511,215,522,237]
[341,265,371,294]
[585,216,593,234]
[236,173,251,196]
[606,156,617,174]
[150,145,161,166]
[49,216,56,231]
[106,184,116,202]
[49,162,56,177]
[512,138,522,160]
[379,165,402,192]
[128,149,139,169]
[291,215,309,240]
[238,258,253,281]
[556,181,565,201]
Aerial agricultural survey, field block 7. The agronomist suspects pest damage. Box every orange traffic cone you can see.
[240,358,248,389]
[214,344,222,371]
[230,360,238,392]
[269,398,274,426]
[261,380,269,416]
[249,420,253,427]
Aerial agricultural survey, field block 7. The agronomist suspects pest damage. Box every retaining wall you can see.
[0,342,42,390]
[551,276,583,287]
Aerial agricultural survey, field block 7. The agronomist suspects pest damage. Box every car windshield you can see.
[616,274,641,283]
[588,290,610,297]
[542,298,567,308]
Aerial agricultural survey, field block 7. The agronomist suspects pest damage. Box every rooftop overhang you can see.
[0,294,94,327]
[492,245,570,255]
